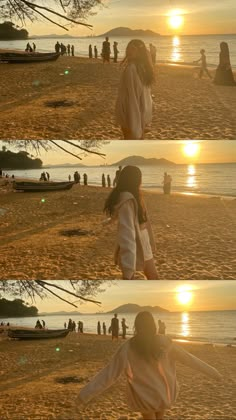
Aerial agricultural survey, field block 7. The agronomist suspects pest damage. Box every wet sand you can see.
[0,184,235,280]
[0,332,235,419]
[0,56,236,139]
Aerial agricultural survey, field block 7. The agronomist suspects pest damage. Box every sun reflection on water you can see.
[187,165,197,189]
[181,312,190,337]
[171,36,181,62]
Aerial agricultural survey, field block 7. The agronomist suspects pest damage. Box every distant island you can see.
[112,156,175,167]
[31,33,74,39]
[43,163,85,169]
[106,303,169,314]
[0,299,38,317]
[39,311,82,316]
[99,27,160,38]
[0,22,28,40]
[0,149,42,170]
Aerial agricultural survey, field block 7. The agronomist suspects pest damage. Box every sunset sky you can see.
[26,0,236,36]
[3,140,235,166]
[5,281,236,313]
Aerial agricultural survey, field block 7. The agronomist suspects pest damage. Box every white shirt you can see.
[116,63,153,139]
[79,336,221,412]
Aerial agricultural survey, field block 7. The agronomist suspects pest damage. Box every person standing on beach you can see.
[97,322,101,335]
[113,42,119,63]
[67,44,71,56]
[107,175,111,188]
[102,174,106,188]
[214,42,236,86]
[41,320,46,329]
[33,42,36,52]
[113,166,122,187]
[111,314,119,340]
[71,45,75,56]
[55,41,60,54]
[158,319,166,335]
[116,39,155,139]
[194,49,212,79]
[78,312,222,420]
[163,173,172,195]
[46,172,50,181]
[103,322,107,335]
[94,46,98,59]
[149,43,157,65]
[121,318,128,339]
[83,173,88,186]
[89,44,93,59]
[104,166,158,280]
[102,37,111,63]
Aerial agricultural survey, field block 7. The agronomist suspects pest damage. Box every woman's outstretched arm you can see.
[118,200,137,279]
[79,343,127,404]
[171,344,222,380]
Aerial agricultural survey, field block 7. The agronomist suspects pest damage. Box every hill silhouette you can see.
[99,27,160,37]
[112,156,175,167]
[106,303,169,314]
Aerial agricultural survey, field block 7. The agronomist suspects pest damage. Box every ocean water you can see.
[1,34,236,67]
[4,163,236,197]
[1,310,236,345]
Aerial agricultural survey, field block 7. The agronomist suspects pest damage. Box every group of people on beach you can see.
[65,319,84,333]
[88,38,119,63]
[25,42,36,53]
[35,319,46,329]
[55,41,75,56]
[39,171,50,182]
[97,314,129,339]
[194,42,236,85]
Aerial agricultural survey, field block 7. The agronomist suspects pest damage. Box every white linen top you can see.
[116,63,153,139]
[79,336,221,412]
[114,192,156,279]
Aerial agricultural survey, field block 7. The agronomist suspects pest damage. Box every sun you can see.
[183,142,200,158]
[168,11,184,30]
[176,285,193,306]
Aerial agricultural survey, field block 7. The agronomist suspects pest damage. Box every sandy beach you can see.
[0,56,236,139]
[0,182,235,280]
[0,332,235,419]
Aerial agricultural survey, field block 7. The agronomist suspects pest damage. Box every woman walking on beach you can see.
[104,166,157,280]
[214,42,236,86]
[78,312,222,419]
[116,39,155,140]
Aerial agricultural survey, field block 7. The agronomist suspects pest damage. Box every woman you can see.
[116,39,155,140]
[104,166,157,280]
[214,42,236,86]
[78,312,222,419]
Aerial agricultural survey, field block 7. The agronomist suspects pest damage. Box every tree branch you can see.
[49,140,83,160]
[36,280,102,305]
[63,140,106,157]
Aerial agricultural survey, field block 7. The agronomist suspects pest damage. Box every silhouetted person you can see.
[55,41,60,54]
[83,173,88,186]
[68,318,73,331]
[121,318,128,339]
[72,321,76,331]
[163,172,172,195]
[107,175,111,188]
[89,44,93,59]
[111,313,119,340]
[67,44,71,56]
[97,321,101,335]
[102,173,106,187]
[113,166,122,187]
[79,321,84,333]
[69,175,71,182]
[194,49,212,79]
[64,322,67,329]
[102,37,111,63]
[103,322,106,335]
[71,45,75,56]
[158,319,166,335]
[149,43,157,65]
[35,320,43,329]
[214,42,236,86]
[41,320,45,329]
[113,42,119,63]
[94,46,98,59]
[33,42,36,52]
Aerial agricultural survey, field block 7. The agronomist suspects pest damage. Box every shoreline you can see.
[1,326,236,347]
[1,175,235,200]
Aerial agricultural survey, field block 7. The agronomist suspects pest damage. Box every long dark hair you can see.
[104,166,147,224]
[130,312,162,362]
[122,39,155,86]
